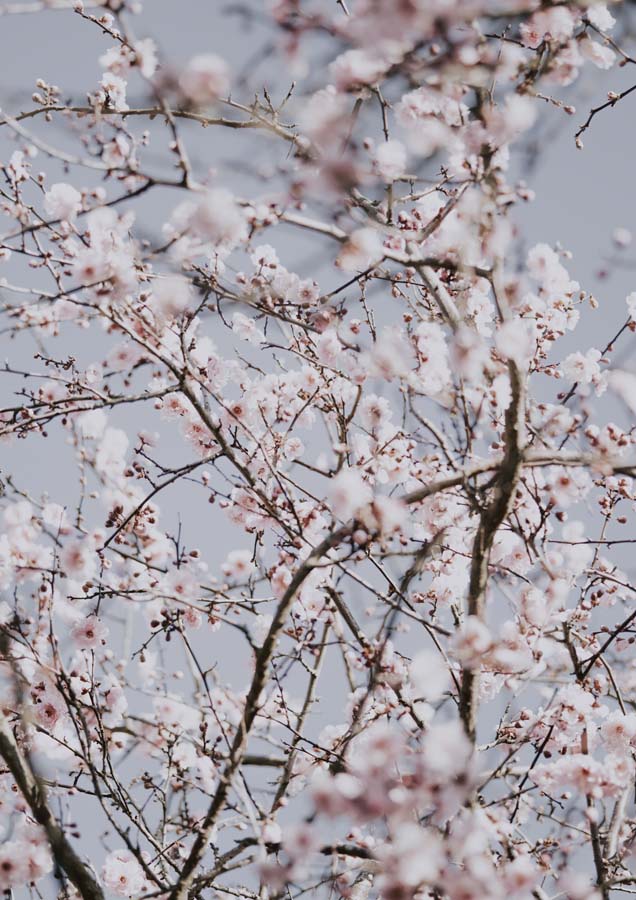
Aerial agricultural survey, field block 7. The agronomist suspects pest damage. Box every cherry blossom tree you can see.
[1,1,636,899]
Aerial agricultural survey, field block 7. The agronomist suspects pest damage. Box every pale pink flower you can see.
[600,711,636,754]
[520,7,576,49]
[520,586,551,629]
[260,819,282,845]
[134,38,158,78]
[189,188,247,246]
[328,469,373,520]
[315,329,342,366]
[73,247,111,286]
[533,753,629,798]
[8,149,30,183]
[421,719,473,779]
[586,3,616,31]
[44,182,82,221]
[359,394,392,431]
[452,616,492,669]
[102,849,147,897]
[250,243,279,268]
[415,321,452,396]
[372,139,407,182]
[33,694,65,731]
[330,48,386,90]
[222,549,256,581]
[59,539,97,580]
[94,427,129,479]
[20,826,53,883]
[495,318,535,366]
[164,567,198,603]
[102,135,132,169]
[179,54,230,104]
[358,495,407,536]
[42,502,71,534]
[252,613,273,646]
[77,409,108,440]
[99,72,129,111]
[283,437,305,460]
[377,823,442,891]
[546,40,583,86]
[151,275,192,317]
[503,854,537,896]
[232,311,265,344]
[561,348,602,384]
[337,228,383,272]
[579,37,615,69]
[613,226,632,248]
[71,614,108,650]
[451,326,489,382]
[298,85,349,142]
[0,843,29,890]
[409,650,451,702]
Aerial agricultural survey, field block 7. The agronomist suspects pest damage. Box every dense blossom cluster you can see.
[0,1,636,899]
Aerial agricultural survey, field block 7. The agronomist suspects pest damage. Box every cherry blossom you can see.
[43,182,82,222]
[178,53,230,105]
[0,2,634,899]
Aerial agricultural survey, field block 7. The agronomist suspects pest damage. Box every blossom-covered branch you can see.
[1,1,636,899]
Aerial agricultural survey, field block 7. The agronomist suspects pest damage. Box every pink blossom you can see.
[222,549,256,581]
[330,48,386,90]
[579,37,616,69]
[232,311,265,344]
[337,228,383,272]
[0,844,29,891]
[71,614,108,649]
[179,54,230,104]
[328,468,373,520]
[33,691,65,730]
[59,538,97,580]
[188,188,247,246]
[586,3,616,31]
[452,616,492,669]
[495,318,535,366]
[613,226,632,248]
[99,72,129,111]
[377,822,443,892]
[600,711,636,754]
[102,849,147,897]
[520,7,576,49]
[371,139,407,182]
[409,649,451,702]
[44,182,82,221]
[151,275,192,317]
[134,38,158,78]
[421,719,473,780]
[561,348,602,384]
[533,753,630,798]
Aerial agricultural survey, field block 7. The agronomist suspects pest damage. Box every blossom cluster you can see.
[0,1,635,899]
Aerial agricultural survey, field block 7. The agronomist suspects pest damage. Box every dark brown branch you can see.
[458,357,526,741]
[0,711,105,900]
